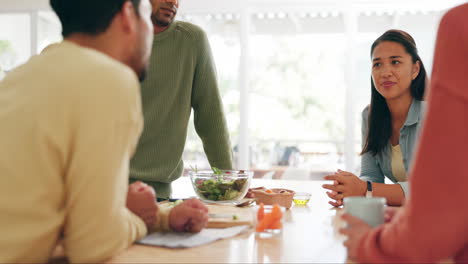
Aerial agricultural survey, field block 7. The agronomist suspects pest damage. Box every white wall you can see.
[0,0,50,11]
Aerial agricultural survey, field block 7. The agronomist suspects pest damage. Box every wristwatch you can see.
[366,181,373,198]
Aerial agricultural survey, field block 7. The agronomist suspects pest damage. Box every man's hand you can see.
[339,213,373,261]
[169,198,208,233]
[126,181,158,229]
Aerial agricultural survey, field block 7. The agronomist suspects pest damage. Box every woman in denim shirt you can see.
[323,30,427,206]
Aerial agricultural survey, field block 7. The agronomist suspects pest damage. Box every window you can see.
[182,15,241,171]
[0,11,62,79]
[0,13,31,73]
[249,33,347,179]
[38,11,62,53]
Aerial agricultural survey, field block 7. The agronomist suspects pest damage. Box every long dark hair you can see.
[361,30,427,156]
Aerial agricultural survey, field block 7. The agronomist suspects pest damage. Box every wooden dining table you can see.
[107,177,348,263]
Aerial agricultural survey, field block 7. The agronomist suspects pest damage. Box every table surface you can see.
[107,177,348,263]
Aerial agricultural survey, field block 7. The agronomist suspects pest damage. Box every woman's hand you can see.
[384,206,401,223]
[322,170,367,207]
[339,213,373,261]
[327,180,343,207]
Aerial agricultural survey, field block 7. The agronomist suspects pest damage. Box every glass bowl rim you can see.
[293,192,312,198]
[189,170,253,177]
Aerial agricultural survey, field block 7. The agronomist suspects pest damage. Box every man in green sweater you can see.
[130,0,233,198]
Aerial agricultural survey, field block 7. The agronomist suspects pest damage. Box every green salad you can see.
[193,168,248,201]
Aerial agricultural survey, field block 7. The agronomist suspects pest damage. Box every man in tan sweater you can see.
[0,0,208,263]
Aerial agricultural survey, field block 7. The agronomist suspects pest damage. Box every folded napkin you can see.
[137,225,250,248]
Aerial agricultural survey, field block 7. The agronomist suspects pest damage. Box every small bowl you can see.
[252,188,295,209]
[190,170,252,204]
[293,192,311,206]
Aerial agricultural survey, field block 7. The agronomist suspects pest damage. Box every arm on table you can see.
[63,72,147,263]
[360,108,405,206]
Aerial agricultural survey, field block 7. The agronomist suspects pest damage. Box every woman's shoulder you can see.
[420,100,427,111]
[420,100,427,108]
[414,99,427,119]
[362,105,370,119]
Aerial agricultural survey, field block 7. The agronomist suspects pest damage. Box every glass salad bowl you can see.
[189,169,253,204]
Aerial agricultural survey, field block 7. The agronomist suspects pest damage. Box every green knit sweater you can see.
[130,21,233,198]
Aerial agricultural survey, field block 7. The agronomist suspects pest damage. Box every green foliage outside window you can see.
[0,39,15,74]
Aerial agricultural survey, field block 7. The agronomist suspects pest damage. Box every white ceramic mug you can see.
[344,197,386,227]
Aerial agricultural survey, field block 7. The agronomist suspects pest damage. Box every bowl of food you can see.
[252,188,295,209]
[190,168,253,204]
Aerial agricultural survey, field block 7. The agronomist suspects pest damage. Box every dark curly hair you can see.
[50,0,142,37]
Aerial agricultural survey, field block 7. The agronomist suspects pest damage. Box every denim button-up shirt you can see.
[360,99,425,196]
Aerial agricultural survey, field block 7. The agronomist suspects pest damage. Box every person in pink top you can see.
[340,3,468,263]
